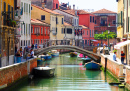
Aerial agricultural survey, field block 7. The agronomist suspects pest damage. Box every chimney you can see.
[73,4,75,10]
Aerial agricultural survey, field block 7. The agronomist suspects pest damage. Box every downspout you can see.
[0,0,2,67]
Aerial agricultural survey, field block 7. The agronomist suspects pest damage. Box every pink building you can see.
[77,10,95,46]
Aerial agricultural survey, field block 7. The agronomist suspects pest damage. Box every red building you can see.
[53,0,59,9]
[77,10,95,46]
[93,9,117,46]
[31,19,50,47]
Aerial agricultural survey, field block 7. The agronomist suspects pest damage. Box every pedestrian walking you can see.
[31,44,34,49]
[15,50,22,63]
[121,51,125,64]
[30,49,34,58]
[113,52,117,61]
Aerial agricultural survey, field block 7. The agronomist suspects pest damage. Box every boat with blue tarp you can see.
[84,61,101,70]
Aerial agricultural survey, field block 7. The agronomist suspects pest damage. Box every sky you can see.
[59,0,117,12]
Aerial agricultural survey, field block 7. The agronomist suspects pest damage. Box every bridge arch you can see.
[34,45,101,62]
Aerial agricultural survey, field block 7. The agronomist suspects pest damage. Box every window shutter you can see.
[121,11,122,25]
[128,17,129,32]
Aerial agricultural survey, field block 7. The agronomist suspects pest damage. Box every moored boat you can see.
[69,52,77,57]
[84,61,101,70]
[46,55,52,60]
[51,50,59,57]
[33,67,55,77]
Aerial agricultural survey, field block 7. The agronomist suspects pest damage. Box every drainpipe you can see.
[0,0,2,67]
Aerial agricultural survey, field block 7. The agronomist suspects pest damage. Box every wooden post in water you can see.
[105,58,107,72]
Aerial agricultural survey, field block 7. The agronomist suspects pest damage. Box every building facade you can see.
[53,8,82,45]
[19,0,31,49]
[78,10,95,46]
[31,19,50,48]
[0,0,17,67]
[93,9,117,45]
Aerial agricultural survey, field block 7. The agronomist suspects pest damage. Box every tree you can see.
[94,30,116,40]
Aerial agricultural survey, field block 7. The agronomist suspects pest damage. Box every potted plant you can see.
[11,20,16,27]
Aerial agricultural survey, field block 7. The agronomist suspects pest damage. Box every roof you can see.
[63,10,75,16]
[79,25,88,29]
[64,22,72,26]
[31,4,62,15]
[77,10,90,14]
[31,19,50,26]
[92,8,117,14]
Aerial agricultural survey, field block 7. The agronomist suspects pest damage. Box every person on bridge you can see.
[113,52,117,61]
[30,49,34,58]
[121,51,125,64]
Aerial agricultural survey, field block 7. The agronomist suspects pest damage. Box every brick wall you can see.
[101,55,123,78]
[0,58,37,88]
[125,66,130,90]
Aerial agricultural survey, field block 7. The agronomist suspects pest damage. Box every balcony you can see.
[100,23,107,26]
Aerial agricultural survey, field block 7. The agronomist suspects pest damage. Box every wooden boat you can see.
[34,67,55,77]
[51,50,59,57]
[46,55,52,60]
[84,61,101,70]
[69,52,77,57]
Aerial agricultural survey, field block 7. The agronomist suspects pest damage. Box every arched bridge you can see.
[34,45,101,63]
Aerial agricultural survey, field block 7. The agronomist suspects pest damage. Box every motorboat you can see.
[33,67,55,77]
[84,61,101,70]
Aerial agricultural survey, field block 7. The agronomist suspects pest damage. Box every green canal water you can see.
[9,53,127,91]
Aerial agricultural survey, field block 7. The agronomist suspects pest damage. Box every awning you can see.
[114,40,130,49]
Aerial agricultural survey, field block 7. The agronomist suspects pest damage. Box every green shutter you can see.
[128,17,129,32]
[121,11,122,25]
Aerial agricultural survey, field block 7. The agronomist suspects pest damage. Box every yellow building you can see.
[0,0,16,67]
[117,0,124,42]
[31,4,64,45]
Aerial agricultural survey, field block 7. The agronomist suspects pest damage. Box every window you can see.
[75,19,76,25]
[29,24,30,34]
[24,3,26,12]
[26,4,28,13]
[85,40,87,45]
[24,23,26,34]
[61,28,64,34]
[31,39,33,44]
[45,27,46,35]
[41,27,43,34]
[21,40,22,46]
[92,30,93,37]
[62,18,64,24]
[34,27,36,33]
[67,28,72,34]
[88,40,89,45]
[56,4,58,9]
[41,15,45,20]
[56,17,58,24]
[90,30,91,37]
[29,4,30,13]
[24,40,25,46]
[95,20,96,24]
[3,2,6,25]
[113,20,116,24]
[21,23,23,34]
[41,39,42,44]
[93,16,94,23]
[48,28,49,34]
[26,40,27,46]
[100,16,107,26]
[90,16,92,22]
[26,24,27,34]
[87,31,88,35]
[31,26,33,33]
[11,7,13,20]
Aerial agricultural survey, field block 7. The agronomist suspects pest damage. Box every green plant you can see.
[113,50,117,53]
[11,20,16,25]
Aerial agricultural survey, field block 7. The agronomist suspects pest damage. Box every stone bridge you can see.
[34,45,101,63]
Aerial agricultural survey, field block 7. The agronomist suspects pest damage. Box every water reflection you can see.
[9,53,128,91]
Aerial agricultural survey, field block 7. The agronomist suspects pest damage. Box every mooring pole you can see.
[105,58,107,72]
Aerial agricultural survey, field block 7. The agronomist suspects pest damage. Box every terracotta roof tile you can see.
[77,10,90,14]
[64,22,72,26]
[31,4,62,15]
[62,9,75,16]
[92,8,117,14]
[79,25,88,29]
[31,19,49,26]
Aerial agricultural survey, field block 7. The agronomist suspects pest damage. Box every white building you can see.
[16,0,31,49]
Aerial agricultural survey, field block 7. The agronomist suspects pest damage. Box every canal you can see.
[9,53,127,91]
